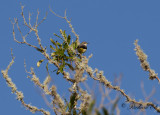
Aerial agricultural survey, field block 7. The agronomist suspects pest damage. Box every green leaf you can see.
[77,58,82,62]
[88,100,95,115]
[67,56,74,60]
[69,93,77,110]
[46,63,49,72]
[67,49,74,56]
[59,66,63,73]
[50,45,56,51]
[102,107,109,115]
[95,109,101,115]
[36,48,44,53]
[64,98,69,111]
[56,70,60,75]
[60,29,63,34]
[67,35,71,44]
[57,48,65,56]
[82,110,87,115]
[51,52,56,57]
[52,69,57,73]
[73,109,77,115]
[60,29,67,40]
[66,63,74,71]
[58,62,65,73]
[53,33,63,40]
[56,42,62,47]
[37,59,44,67]
[50,38,57,46]
[63,42,68,49]
[71,42,77,50]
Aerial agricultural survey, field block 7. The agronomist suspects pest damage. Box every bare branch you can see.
[49,7,79,42]
[1,51,50,115]
[85,63,160,113]
[134,40,160,83]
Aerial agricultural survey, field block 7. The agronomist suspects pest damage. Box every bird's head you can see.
[81,42,88,46]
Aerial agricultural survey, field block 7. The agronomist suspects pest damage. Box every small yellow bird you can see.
[77,42,88,54]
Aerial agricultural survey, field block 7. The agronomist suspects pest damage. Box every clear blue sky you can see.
[1,0,160,115]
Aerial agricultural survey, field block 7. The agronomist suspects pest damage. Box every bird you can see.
[77,42,88,54]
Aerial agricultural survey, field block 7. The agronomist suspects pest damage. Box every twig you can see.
[1,50,50,115]
[49,7,79,42]
[85,65,160,113]
[134,40,160,83]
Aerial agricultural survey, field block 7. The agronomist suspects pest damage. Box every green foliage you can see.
[63,92,78,114]
[81,99,110,115]
[50,29,77,74]
[67,35,71,44]
[64,94,110,115]
[46,63,49,72]
[65,63,74,71]
[37,59,45,67]
[36,48,44,53]
[102,107,109,115]
[35,29,118,115]
[94,107,109,115]
[69,92,77,112]
[95,109,101,115]
[87,100,95,115]
[37,29,78,74]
